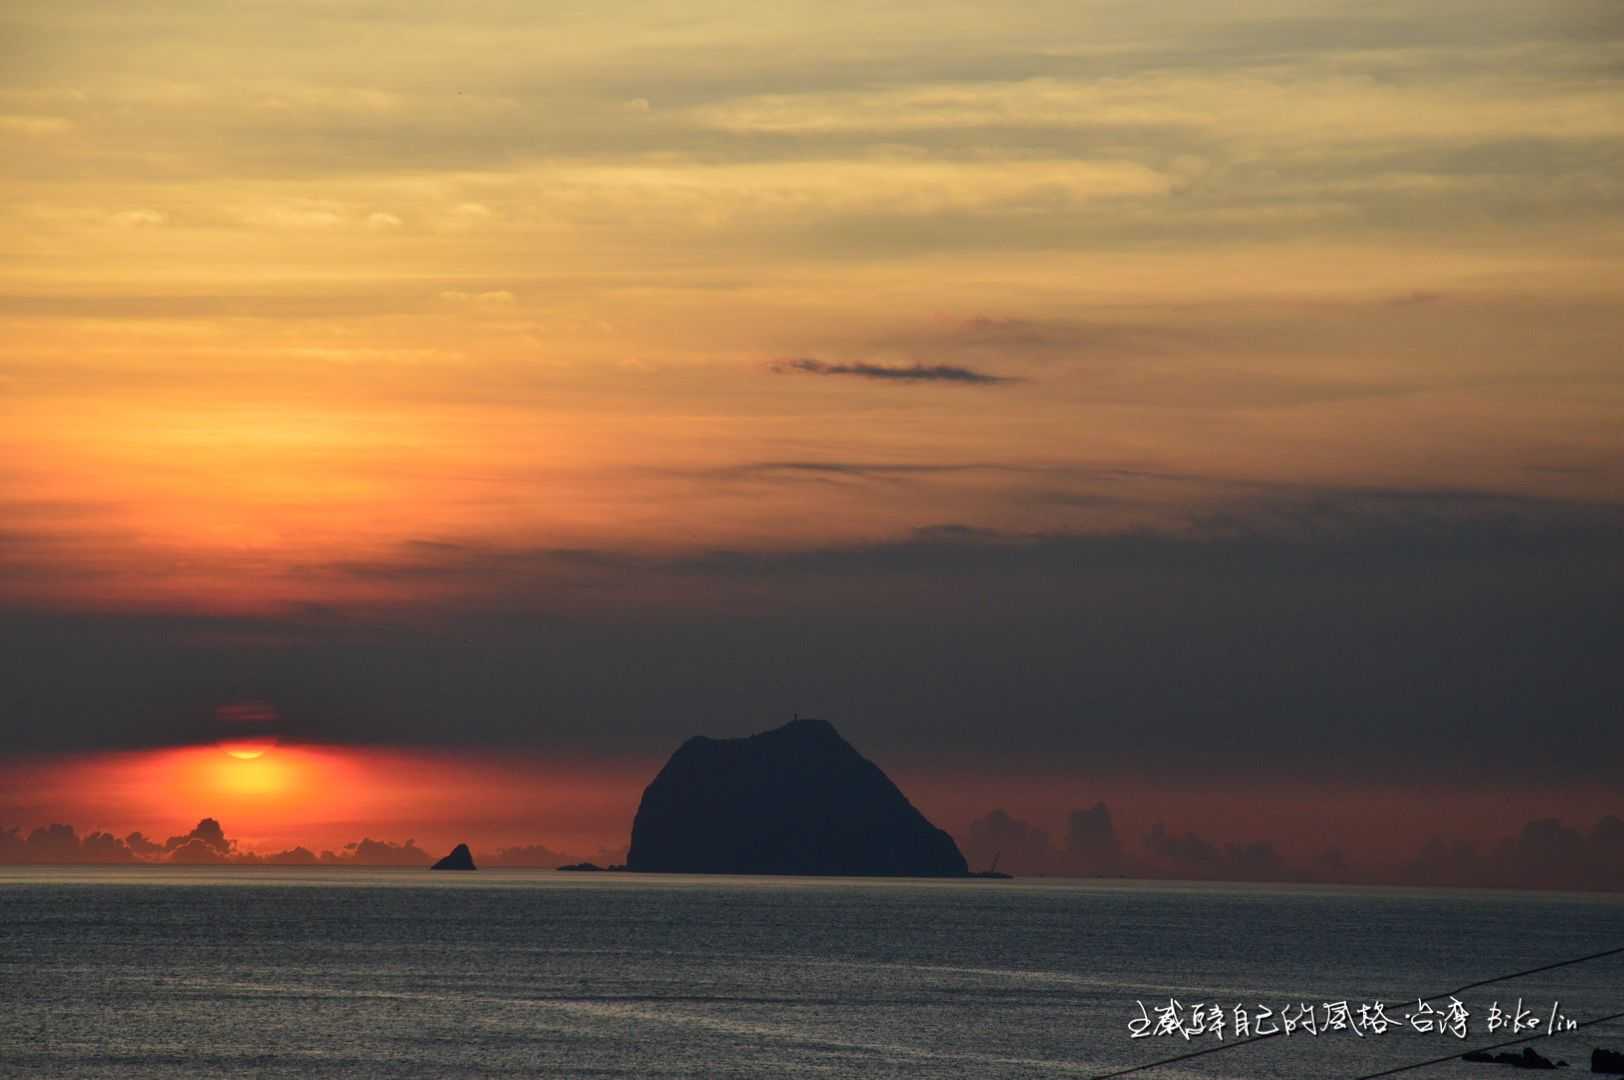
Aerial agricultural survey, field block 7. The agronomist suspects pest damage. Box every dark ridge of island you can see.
[430,843,477,871]
[626,716,971,877]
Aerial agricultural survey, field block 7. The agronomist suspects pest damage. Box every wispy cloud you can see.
[770,357,1019,385]
[294,486,1624,599]
[720,461,1031,480]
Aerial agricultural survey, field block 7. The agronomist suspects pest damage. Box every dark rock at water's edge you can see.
[431,843,477,871]
[626,716,970,876]
[557,862,603,871]
[1460,1046,1563,1069]
[1596,1047,1624,1074]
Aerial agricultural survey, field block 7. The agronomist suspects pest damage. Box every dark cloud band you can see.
[771,357,1018,385]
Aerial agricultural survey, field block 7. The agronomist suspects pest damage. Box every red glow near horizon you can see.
[0,745,655,857]
[4,746,1619,872]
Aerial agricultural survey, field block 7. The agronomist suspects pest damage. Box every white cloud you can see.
[514,159,1170,225]
[240,203,346,229]
[255,86,400,114]
[439,289,516,307]
[0,114,72,136]
[107,209,167,228]
[435,202,496,231]
[688,71,1624,142]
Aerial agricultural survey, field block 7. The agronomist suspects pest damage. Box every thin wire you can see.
[1349,1008,1624,1079]
[1087,943,1624,1079]
[1439,944,1624,997]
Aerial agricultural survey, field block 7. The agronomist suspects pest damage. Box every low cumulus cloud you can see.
[80,831,138,862]
[1,809,1620,889]
[165,817,234,863]
[324,838,433,867]
[0,820,588,869]
[0,823,144,864]
[770,357,1018,385]
[1140,823,1287,882]
[955,805,1624,891]
[1399,816,1624,892]
[473,843,627,868]
[480,842,586,868]
[959,810,1055,874]
[960,803,1130,877]
[263,846,319,865]
[1066,803,1126,874]
[23,823,86,863]
[124,831,165,856]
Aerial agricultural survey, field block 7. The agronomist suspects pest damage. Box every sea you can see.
[2,869,1621,1079]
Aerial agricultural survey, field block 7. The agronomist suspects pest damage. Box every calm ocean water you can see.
[2,869,1620,1079]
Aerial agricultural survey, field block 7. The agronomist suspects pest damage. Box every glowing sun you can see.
[220,739,277,760]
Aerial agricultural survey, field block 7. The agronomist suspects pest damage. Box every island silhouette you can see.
[625,715,970,876]
[430,843,476,871]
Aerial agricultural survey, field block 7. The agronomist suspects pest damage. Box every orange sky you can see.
[3,3,1620,620]
[0,743,653,858]
[2,2,1621,882]
[3,740,1617,873]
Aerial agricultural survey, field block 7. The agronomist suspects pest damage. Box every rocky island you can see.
[626,716,970,876]
[430,843,477,870]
